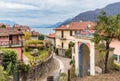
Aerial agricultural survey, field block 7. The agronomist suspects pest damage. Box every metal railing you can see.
[0,41,22,47]
[56,35,66,40]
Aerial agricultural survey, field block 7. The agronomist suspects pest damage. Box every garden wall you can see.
[21,54,53,81]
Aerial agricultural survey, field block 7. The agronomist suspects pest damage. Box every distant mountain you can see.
[61,2,120,25]
[0,20,16,26]
[30,22,63,28]
[61,18,72,26]
[47,22,63,28]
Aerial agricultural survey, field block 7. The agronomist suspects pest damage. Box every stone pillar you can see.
[75,40,79,75]
[90,43,95,76]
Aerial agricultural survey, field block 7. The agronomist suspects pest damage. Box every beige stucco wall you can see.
[55,30,75,49]
[31,37,38,40]
[45,37,55,46]
[110,39,120,55]
[95,47,114,71]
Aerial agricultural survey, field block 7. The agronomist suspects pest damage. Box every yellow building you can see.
[54,21,95,55]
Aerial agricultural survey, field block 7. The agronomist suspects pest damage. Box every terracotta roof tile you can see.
[13,24,31,32]
[47,33,55,38]
[31,31,40,37]
[0,28,23,36]
[54,21,95,30]
[0,23,11,28]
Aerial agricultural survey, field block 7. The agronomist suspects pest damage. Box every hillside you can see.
[62,2,120,25]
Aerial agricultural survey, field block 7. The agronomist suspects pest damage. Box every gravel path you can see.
[55,55,71,74]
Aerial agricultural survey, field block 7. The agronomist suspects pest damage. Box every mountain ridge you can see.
[61,2,120,25]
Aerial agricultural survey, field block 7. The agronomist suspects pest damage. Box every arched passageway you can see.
[78,43,90,77]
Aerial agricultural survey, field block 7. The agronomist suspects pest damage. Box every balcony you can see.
[0,41,23,47]
[56,35,66,40]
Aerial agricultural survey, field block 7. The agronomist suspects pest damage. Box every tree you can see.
[93,12,120,73]
[38,34,44,40]
[23,32,31,40]
[2,49,18,74]
[0,24,6,28]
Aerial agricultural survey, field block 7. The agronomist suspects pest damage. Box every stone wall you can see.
[21,54,53,81]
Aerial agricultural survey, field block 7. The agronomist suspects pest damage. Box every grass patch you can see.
[38,50,48,61]
[60,73,67,81]
[24,52,33,61]
[24,49,49,63]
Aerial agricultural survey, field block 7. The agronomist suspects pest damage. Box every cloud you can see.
[0,1,39,10]
[1,0,120,25]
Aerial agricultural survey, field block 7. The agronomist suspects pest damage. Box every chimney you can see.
[87,24,91,28]
[66,24,69,28]
[79,20,83,22]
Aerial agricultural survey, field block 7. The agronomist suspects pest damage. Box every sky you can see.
[0,0,120,26]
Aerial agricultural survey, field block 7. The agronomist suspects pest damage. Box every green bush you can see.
[65,48,72,58]
[69,41,75,48]
[112,63,120,71]
[0,66,8,81]
[55,48,58,55]
[2,49,17,74]
[38,34,44,40]
[27,40,43,45]
[60,73,67,81]
[19,62,30,81]
[70,64,77,78]
[25,47,32,52]
[19,62,30,73]
[69,60,75,65]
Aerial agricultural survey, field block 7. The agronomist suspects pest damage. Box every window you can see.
[70,31,72,36]
[61,31,64,38]
[75,31,77,35]
[114,54,118,61]
[61,42,64,48]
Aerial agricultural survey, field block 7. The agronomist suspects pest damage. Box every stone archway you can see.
[78,43,90,77]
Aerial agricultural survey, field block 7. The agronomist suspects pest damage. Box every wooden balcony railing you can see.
[0,41,23,47]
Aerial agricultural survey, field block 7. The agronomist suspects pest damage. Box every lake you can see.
[31,27,55,35]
